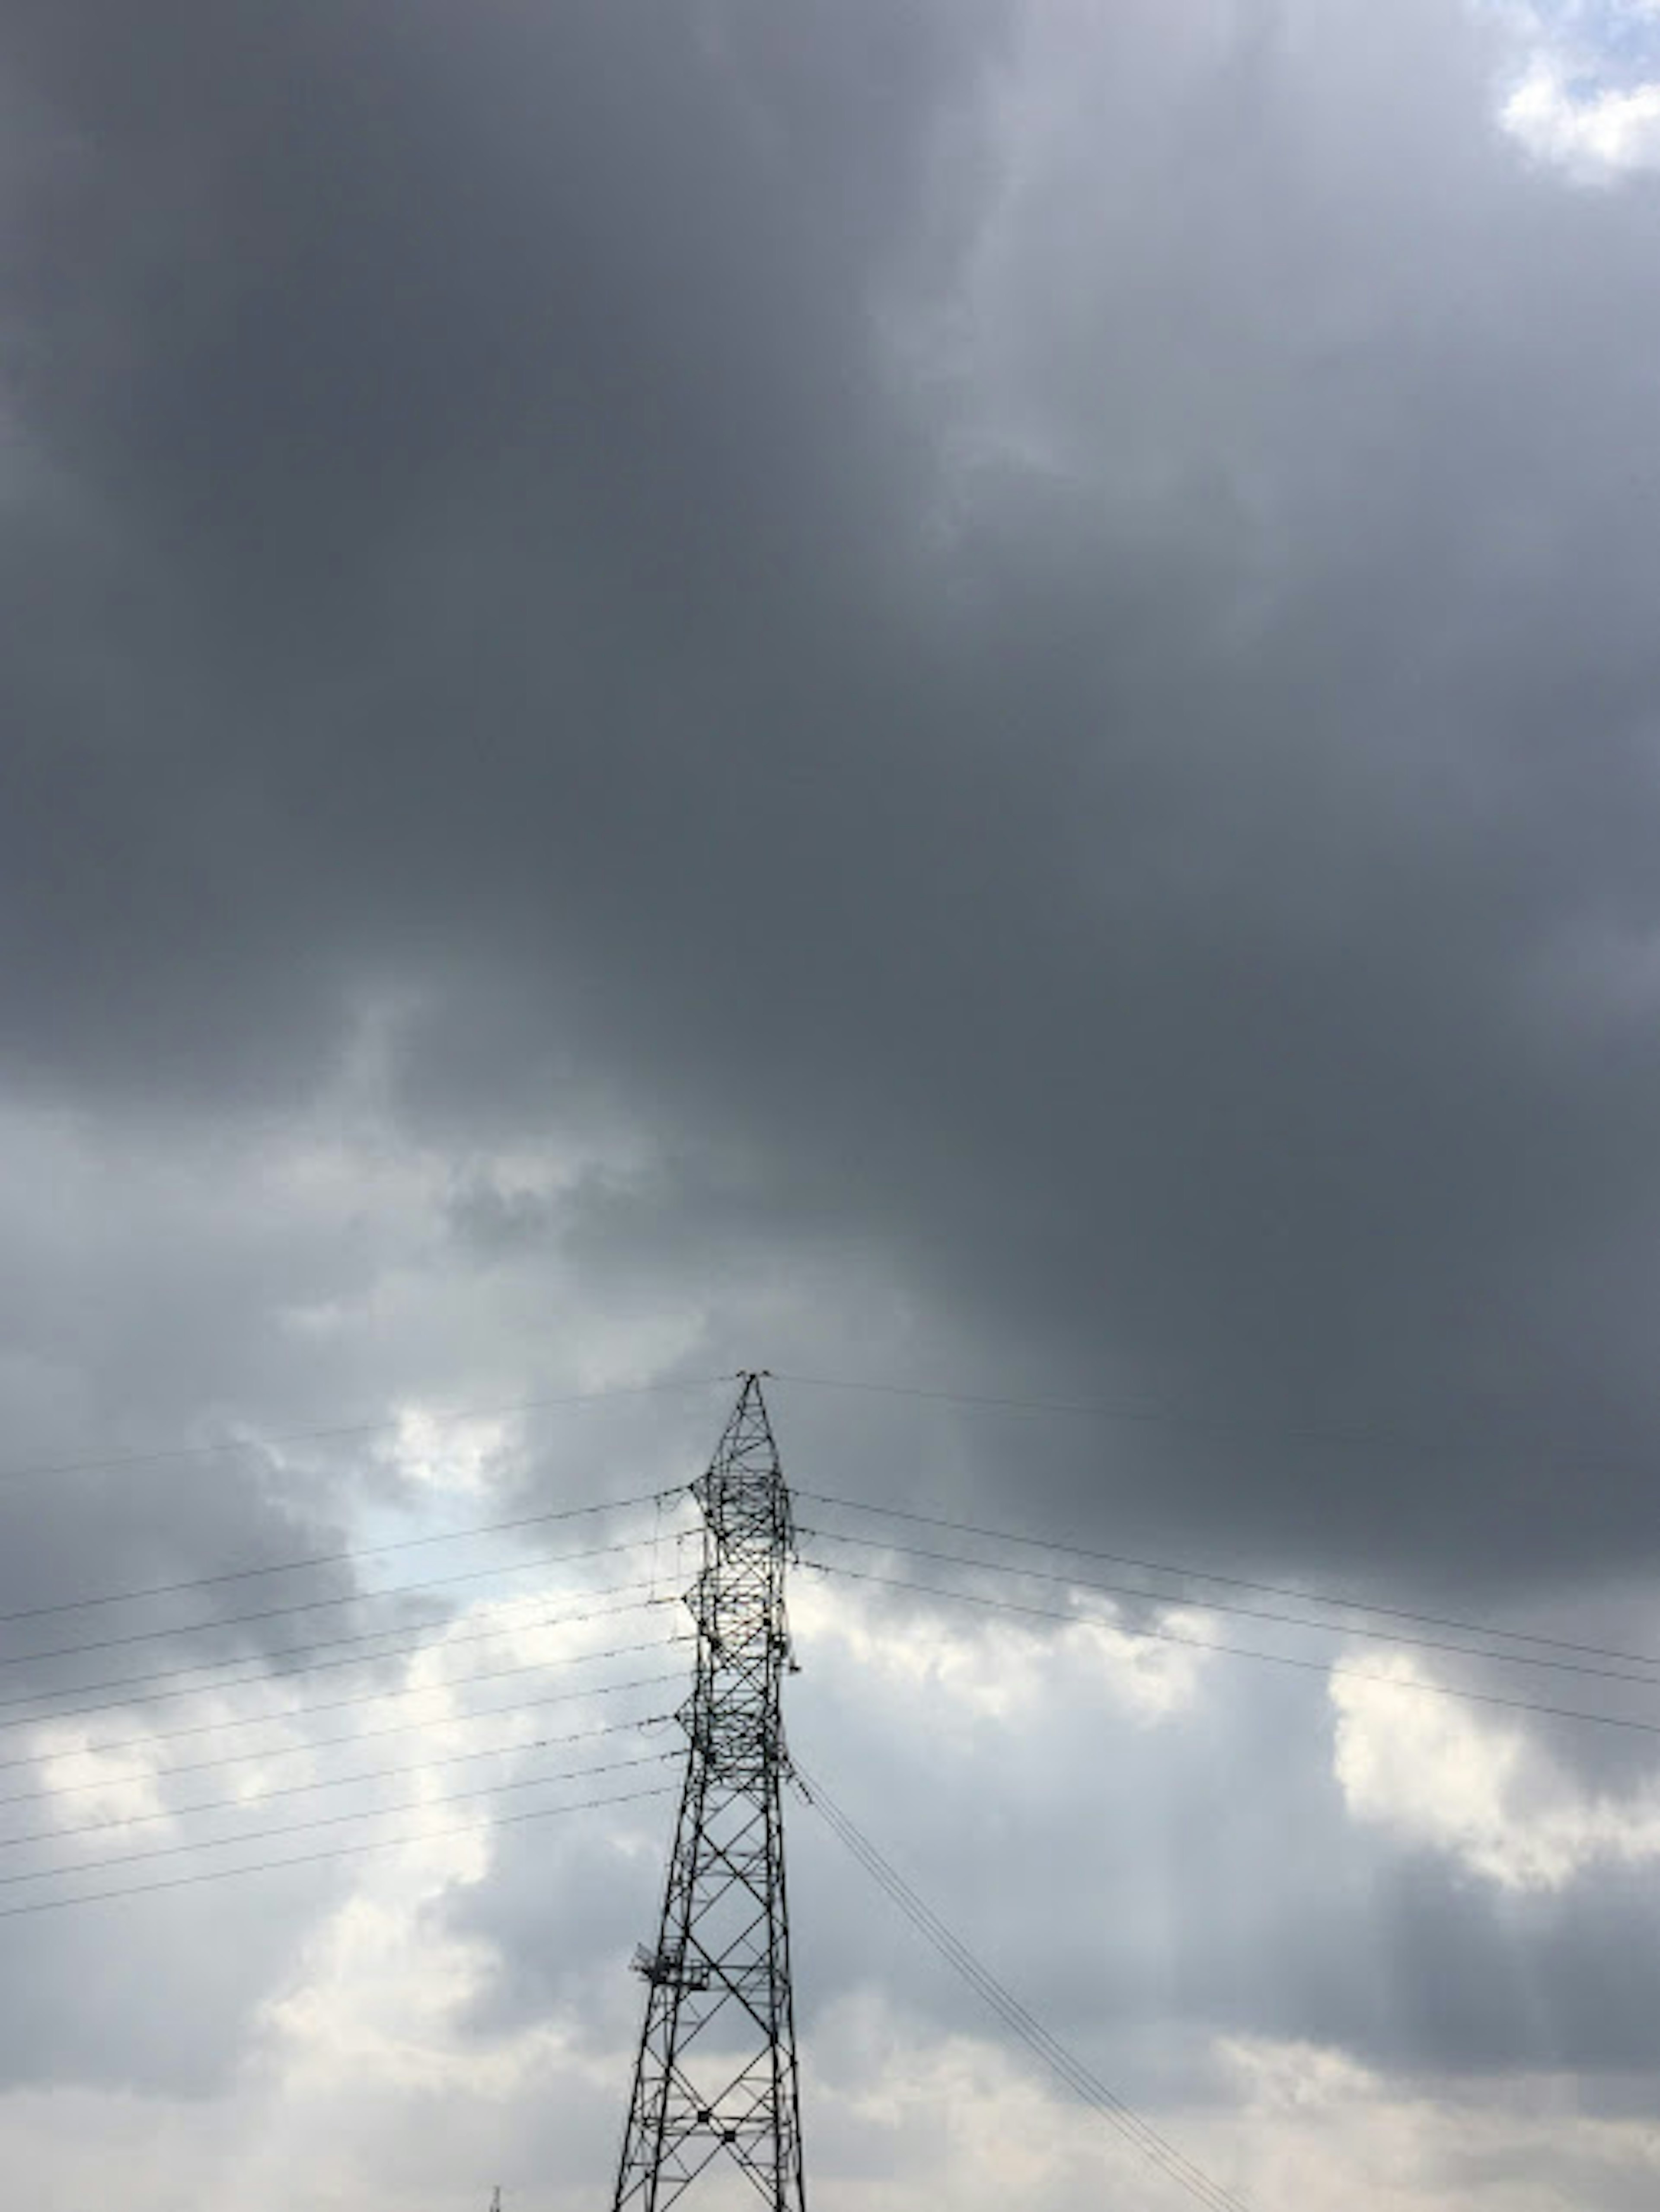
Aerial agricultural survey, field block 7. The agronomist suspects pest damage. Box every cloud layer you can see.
[4,0,1660,2203]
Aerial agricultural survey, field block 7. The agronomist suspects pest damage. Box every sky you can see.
[2,0,1660,2205]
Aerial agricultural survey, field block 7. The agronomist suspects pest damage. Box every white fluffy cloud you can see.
[1331,1654,1660,1891]
[1503,58,1660,176]
[1484,2,1660,175]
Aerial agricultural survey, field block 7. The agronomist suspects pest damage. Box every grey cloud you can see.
[3,0,1660,2172]
[0,1864,349,2095]
[450,1600,1660,2094]
[7,0,1657,1598]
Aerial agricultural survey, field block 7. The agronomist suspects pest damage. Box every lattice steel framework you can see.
[610,1373,807,2212]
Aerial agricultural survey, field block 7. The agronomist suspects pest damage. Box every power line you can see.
[798,1766,1253,2212]
[807,1778,1249,2212]
[771,1366,1654,1480]
[0,1375,731,1492]
[0,1779,677,1922]
[0,1583,668,1734]
[0,1669,686,1823]
[0,1720,674,1872]
[0,1484,684,1630]
[0,1530,671,1681]
[0,1653,685,1807]
[0,1628,690,1796]
[797,1526,1660,1694]
[803,1561,1660,1741]
[797,1488,1660,1676]
[778,1370,1230,1421]
[0,1580,674,1739]
[0,1748,673,1893]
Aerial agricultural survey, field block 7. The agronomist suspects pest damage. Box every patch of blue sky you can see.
[1572,4,1660,82]
[1493,0,1660,86]
[1477,0,1660,177]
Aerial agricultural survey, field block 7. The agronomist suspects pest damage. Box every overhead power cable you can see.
[0,1751,670,1896]
[798,1488,1660,1676]
[0,1721,673,1872]
[798,1526,1660,1694]
[0,1530,672,1680]
[0,1746,674,1895]
[0,1580,676,1739]
[0,1623,689,1784]
[0,1593,678,1753]
[803,1561,1660,1742]
[0,1484,685,1630]
[773,1366,1654,1481]
[0,1666,686,1821]
[798,1765,1253,2212]
[0,1779,676,1922]
[0,1373,731,1492]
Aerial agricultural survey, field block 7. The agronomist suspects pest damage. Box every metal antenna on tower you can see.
[610,1372,808,2212]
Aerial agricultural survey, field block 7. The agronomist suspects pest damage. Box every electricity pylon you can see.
[610,1373,807,2212]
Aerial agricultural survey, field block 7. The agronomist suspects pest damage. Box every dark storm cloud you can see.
[16,3,1660,2174]
[5,11,1660,2145]
[0,0,972,1104]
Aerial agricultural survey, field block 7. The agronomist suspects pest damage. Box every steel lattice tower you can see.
[610,1373,807,2212]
